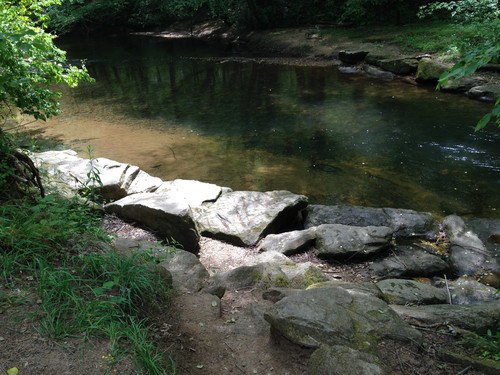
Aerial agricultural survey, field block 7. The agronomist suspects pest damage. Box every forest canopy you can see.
[47,0,433,34]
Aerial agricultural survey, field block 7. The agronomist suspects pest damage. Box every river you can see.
[29,35,499,218]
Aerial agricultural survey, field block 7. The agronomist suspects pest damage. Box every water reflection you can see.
[31,35,499,218]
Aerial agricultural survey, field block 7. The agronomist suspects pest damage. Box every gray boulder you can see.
[155,179,224,208]
[434,276,499,305]
[468,84,500,102]
[245,250,294,266]
[338,66,362,75]
[443,215,497,276]
[308,345,395,375]
[366,56,419,75]
[307,280,385,301]
[362,65,395,80]
[258,228,316,255]
[315,224,393,259]
[105,193,200,252]
[196,190,308,246]
[338,50,368,64]
[263,287,303,303]
[159,250,209,292]
[391,300,500,334]
[376,279,448,305]
[280,262,329,288]
[264,287,421,349]
[34,150,163,200]
[305,205,437,239]
[371,245,449,278]
[206,262,289,291]
[467,218,500,257]
[416,58,449,82]
[442,76,487,92]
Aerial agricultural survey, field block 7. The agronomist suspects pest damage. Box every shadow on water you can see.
[30,35,500,218]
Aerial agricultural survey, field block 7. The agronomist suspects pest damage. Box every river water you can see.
[31,35,499,218]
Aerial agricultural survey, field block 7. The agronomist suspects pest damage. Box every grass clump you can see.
[458,329,500,362]
[0,194,176,374]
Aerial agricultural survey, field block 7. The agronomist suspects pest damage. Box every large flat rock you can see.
[305,205,437,239]
[196,190,308,246]
[105,192,200,252]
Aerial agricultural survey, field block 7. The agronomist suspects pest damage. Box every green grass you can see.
[0,194,176,374]
[321,19,500,57]
[458,329,500,362]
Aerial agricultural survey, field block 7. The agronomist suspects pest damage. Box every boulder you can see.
[196,190,308,246]
[159,250,209,292]
[280,262,329,288]
[315,224,393,259]
[443,215,497,276]
[362,65,395,81]
[155,179,224,208]
[391,300,500,334]
[258,228,316,255]
[338,66,362,75]
[263,287,303,303]
[307,280,385,301]
[338,50,369,64]
[366,56,419,75]
[467,218,500,256]
[468,84,500,102]
[371,245,449,278]
[305,205,437,239]
[416,58,449,83]
[245,251,294,266]
[264,287,421,349]
[105,193,200,252]
[433,276,499,305]
[442,76,487,92]
[376,279,448,305]
[33,150,163,200]
[205,262,289,291]
[308,345,395,375]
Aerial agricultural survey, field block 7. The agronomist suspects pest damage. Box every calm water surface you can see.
[33,35,499,218]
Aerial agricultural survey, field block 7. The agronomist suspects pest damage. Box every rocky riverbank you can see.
[32,149,500,374]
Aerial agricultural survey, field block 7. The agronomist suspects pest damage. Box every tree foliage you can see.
[0,0,91,200]
[419,0,499,130]
[47,0,430,34]
[0,0,91,121]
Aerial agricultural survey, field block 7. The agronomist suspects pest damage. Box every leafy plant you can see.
[418,0,499,23]
[79,145,103,203]
[0,0,92,121]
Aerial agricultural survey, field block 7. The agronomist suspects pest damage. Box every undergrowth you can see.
[458,329,500,362]
[321,19,500,57]
[0,194,176,374]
